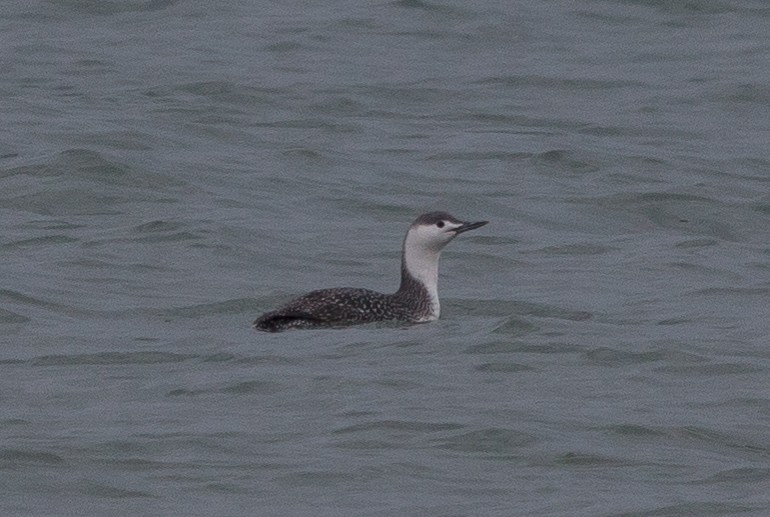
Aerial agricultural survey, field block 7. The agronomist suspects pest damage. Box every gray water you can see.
[2,0,770,515]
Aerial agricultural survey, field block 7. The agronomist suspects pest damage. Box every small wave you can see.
[0,308,30,324]
[334,420,463,434]
[583,347,706,366]
[433,428,538,454]
[220,380,283,395]
[655,362,763,376]
[474,362,534,373]
[0,448,64,465]
[30,351,194,366]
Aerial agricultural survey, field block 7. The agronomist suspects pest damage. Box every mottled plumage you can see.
[254,211,487,332]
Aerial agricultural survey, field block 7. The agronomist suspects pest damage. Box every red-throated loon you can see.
[253,212,488,332]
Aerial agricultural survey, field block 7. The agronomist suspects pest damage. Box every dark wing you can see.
[253,288,387,332]
[253,310,323,332]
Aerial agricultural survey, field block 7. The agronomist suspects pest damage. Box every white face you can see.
[408,220,464,251]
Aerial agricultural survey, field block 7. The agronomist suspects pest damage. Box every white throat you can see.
[402,230,445,319]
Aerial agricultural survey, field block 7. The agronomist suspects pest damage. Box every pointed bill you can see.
[453,220,488,234]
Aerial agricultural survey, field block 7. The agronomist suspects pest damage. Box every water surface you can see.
[2,1,770,515]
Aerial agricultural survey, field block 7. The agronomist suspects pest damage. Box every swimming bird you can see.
[253,211,488,332]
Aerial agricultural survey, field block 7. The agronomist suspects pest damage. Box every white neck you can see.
[402,231,443,319]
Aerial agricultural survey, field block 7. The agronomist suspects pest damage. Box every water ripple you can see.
[30,351,194,366]
[0,449,65,466]
[433,428,538,454]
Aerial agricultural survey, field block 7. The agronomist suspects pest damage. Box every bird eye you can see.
[436,221,445,228]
